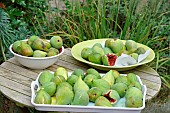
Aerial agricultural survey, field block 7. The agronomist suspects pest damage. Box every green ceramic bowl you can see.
[71,39,155,71]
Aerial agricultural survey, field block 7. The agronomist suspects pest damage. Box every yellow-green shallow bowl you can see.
[71,39,155,71]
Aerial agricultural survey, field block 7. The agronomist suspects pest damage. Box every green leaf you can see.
[11,0,15,3]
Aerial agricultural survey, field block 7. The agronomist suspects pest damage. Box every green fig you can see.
[81,47,93,60]
[92,79,110,92]
[92,46,104,56]
[47,48,59,57]
[67,75,78,86]
[51,75,66,86]
[34,88,51,104]
[95,96,112,107]
[129,82,142,91]
[55,87,74,105]
[102,70,115,87]
[31,38,49,52]
[38,71,54,85]
[74,76,89,92]
[117,50,130,56]
[92,43,103,48]
[136,47,146,54]
[42,39,51,49]
[126,96,143,108]
[127,73,138,83]
[84,74,97,88]
[125,40,137,53]
[17,42,33,56]
[33,50,47,57]
[50,36,63,49]
[102,53,117,66]
[103,90,120,104]
[54,67,68,80]
[42,82,56,96]
[103,47,113,54]
[12,41,21,53]
[112,83,128,98]
[71,89,89,106]
[28,35,39,45]
[71,68,85,79]
[116,76,130,86]
[86,68,101,79]
[88,53,102,64]
[87,87,102,102]
[130,53,139,61]
[57,82,73,91]
[113,98,126,107]
[112,70,120,79]
[105,39,114,48]
[125,87,143,99]
[110,39,124,53]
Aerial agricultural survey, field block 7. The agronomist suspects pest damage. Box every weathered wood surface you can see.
[0,48,161,108]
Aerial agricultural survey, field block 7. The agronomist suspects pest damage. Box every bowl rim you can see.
[9,40,64,60]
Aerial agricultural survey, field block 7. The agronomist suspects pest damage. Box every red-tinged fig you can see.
[102,53,117,66]
[103,90,120,105]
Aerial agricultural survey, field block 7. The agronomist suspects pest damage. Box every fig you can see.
[105,39,114,48]
[17,42,33,56]
[38,71,54,85]
[84,74,97,88]
[54,67,68,80]
[42,82,56,96]
[56,86,74,105]
[47,48,59,57]
[126,96,143,108]
[12,41,21,53]
[102,70,115,87]
[125,87,143,99]
[28,35,39,45]
[92,43,103,48]
[109,39,124,53]
[81,47,93,60]
[95,96,112,107]
[116,76,129,86]
[67,74,78,86]
[112,83,128,98]
[71,68,85,79]
[57,81,73,91]
[125,40,137,53]
[31,38,49,52]
[86,68,101,79]
[118,50,129,56]
[51,75,66,86]
[92,79,110,92]
[34,88,51,104]
[71,89,89,106]
[102,53,117,66]
[92,46,105,56]
[103,90,120,104]
[42,39,51,49]
[87,87,102,102]
[129,82,142,91]
[88,53,102,64]
[74,76,89,92]
[112,70,120,79]
[136,47,146,54]
[50,36,63,49]
[113,98,126,107]
[127,73,138,83]
[103,47,113,54]
[130,53,139,61]
[33,50,47,57]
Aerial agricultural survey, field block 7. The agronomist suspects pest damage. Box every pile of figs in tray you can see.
[12,35,63,57]
[34,67,144,108]
[81,39,146,66]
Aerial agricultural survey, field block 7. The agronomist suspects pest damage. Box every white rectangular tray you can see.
[31,72,147,113]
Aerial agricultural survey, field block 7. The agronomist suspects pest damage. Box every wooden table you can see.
[0,48,161,109]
